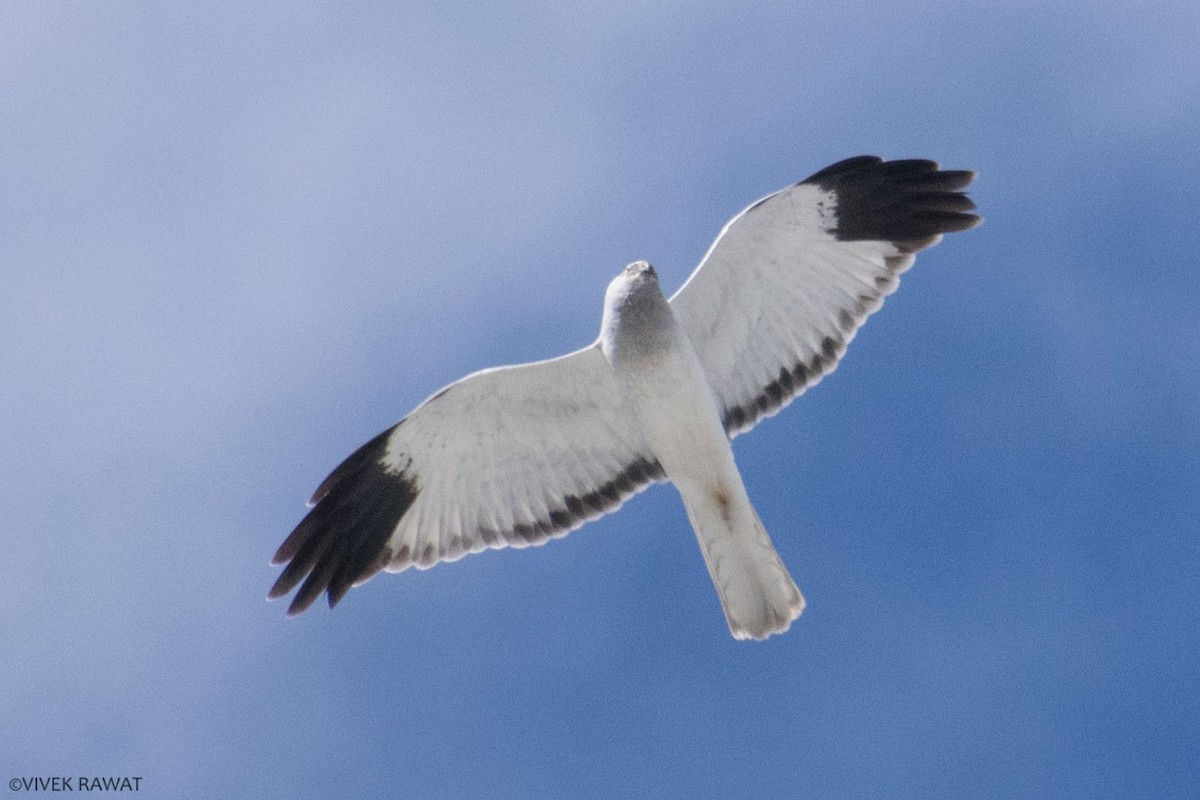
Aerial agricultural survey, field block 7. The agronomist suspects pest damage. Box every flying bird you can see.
[269,156,979,640]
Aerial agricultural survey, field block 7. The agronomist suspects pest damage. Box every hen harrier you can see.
[269,156,979,639]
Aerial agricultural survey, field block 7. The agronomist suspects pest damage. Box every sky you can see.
[2,2,1197,797]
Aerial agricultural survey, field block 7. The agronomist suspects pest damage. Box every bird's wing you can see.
[669,156,979,437]
[269,342,665,615]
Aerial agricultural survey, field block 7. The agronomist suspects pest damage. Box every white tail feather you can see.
[679,484,804,640]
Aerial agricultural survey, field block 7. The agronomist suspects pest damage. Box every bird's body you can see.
[269,156,980,639]
[600,262,803,638]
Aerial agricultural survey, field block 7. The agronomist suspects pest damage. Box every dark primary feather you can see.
[269,425,417,615]
[802,155,979,241]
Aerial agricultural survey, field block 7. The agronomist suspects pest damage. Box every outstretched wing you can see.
[669,156,979,437]
[269,343,665,615]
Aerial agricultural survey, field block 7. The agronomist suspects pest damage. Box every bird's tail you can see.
[680,483,805,640]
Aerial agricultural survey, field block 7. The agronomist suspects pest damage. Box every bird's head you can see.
[607,260,659,300]
[621,260,657,280]
[604,260,662,310]
[600,260,673,356]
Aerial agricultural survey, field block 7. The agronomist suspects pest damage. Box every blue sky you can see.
[3,2,1197,797]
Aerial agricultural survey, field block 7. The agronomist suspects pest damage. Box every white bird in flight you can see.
[269,156,979,640]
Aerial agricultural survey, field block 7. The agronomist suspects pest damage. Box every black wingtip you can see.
[803,156,980,243]
[269,424,417,615]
